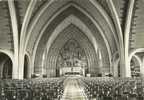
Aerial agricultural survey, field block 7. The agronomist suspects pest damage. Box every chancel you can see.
[57,39,87,76]
[0,0,144,100]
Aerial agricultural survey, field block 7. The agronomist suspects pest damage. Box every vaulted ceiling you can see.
[0,0,144,78]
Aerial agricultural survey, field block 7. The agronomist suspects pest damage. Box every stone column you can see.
[124,0,135,77]
[8,1,19,79]
[141,56,144,77]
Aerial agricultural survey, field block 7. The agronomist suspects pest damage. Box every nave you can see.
[1,0,144,100]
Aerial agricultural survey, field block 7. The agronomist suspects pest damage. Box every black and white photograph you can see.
[0,0,144,100]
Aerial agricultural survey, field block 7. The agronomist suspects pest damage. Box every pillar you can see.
[141,56,144,77]
[124,0,135,77]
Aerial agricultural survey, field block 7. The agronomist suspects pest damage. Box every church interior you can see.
[0,0,144,99]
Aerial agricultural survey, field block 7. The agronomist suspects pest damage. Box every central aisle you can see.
[61,77,88,100]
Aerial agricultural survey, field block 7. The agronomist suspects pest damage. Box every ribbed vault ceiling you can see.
[26,1,118,54]
[0,0,144,55]
[33,5,112,75]
[0,0,144,78]
[45,24,99,77]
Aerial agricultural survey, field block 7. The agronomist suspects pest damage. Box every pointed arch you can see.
[0,50,13,79]
[31,4,113,74]
[130,55,141,77]
[24,52,31,79]
[0,49,14,62]
[128,48,144,77]
[25,0,120,55]
[25,0,120,51]
[45,24,98,77]
[132,55,142,68]
[2,58,13,79]
[24,0,122,76]
[129,48,144,60]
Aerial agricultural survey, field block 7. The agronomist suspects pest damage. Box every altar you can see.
[56,39,88,77]
[60,67,85,76]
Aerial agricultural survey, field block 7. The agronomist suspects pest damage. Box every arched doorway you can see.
[24,55,30,79]
[0,53,13,79]
[130,56,141,77]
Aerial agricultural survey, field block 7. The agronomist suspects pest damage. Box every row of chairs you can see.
[81,77,144,100]
[0,77,65,100]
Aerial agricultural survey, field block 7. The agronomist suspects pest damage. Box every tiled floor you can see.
[61,77,87,100]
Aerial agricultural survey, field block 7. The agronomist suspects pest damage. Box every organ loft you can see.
[0,0,144,100]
